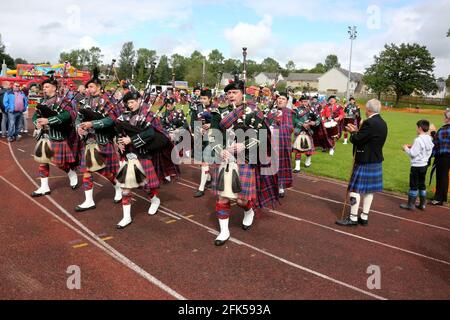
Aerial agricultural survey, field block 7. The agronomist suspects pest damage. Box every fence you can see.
[353,93,449,106]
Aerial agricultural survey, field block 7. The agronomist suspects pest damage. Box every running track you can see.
[0,133,449,300]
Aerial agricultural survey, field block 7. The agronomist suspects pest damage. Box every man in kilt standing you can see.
[75,68,122,212]
[212,79,279,246]
[292,95,321,173]
[31,76,78,197]
[320,95,345,155]
[336,99,387,227]
[342,97,361,145]
[265,91,294,198]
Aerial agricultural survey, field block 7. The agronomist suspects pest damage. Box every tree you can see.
[155,55,171,85]
[366,43,438,107]
[88,47,103,69]
[363,63,392,99]
[222,58,241,74]
[445,75,450,89]
[309,63,326,73]
[186,51,206,87]
[260,57,281,73]
[170,53,188,82]
[447,28,450,37]
[135,48,158,85]
[324,54,341,71]
[14,58,28,66]
[285,60,296,73]
[118,42,136,80]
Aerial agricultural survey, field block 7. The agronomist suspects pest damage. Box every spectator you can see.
[0,81,10,137]
[400,120,434,210]
[19,85,30,134]
[3,82,28,142]
[429,109,450,206]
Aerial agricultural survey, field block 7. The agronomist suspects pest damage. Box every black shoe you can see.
[336,217,358,227]
[242,224,252,231]
[75,205,96,212]
[205,180,212,189]
[358,218,368,226]
[31,190,51,197]
[70,184,79,190]
[214,237,229,246]
[194,190,205,198]
[415,196,426,210]
[400,195,416,210]
[429,200,443,206]
[113,199,122,204]
[293,169,300,173]
[117,221,132,230]
[279,192,285,199]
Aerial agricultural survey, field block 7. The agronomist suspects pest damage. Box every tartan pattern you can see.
[140,158,160,189]
[313,122,335,149]
[255,165,279,208]
[348,162,383,194]
[212,163,257,202]
[79,142,119,176]
[39,164,50,178]
[433,124,450,156]
[50,140,76,166]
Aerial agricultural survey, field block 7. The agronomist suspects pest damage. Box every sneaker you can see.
[7,137,15,142]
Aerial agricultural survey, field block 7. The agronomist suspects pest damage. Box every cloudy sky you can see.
[1,0,449,77]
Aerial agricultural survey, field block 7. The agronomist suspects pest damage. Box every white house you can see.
[254,72,284,87]
[220,72,235,87]
[285,73,321,90]
[423,78,448,99]
[318,67,365,95]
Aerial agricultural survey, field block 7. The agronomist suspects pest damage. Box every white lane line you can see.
[7,144,186,300]
[177,177,450,265]
[269,209,450,266]
[93,182,104,187]
[179,175,449,232]
[287,188,450,232]
[0,175,186,300]
[295,172,450,211]
[158,204,387,300]
[17,148,25,153]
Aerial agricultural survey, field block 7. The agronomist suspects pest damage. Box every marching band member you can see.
[336,99,388,227]
[74,68,122,212]
[321,95,345,155]
[31,75,78,197]
[343,97,361,145]
[266,92,294,198]
[292,95,321,173]
[212,79,279,246]
[193,88,214,197]
[115,91,174,228]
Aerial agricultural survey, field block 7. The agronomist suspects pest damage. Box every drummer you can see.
[321,95,345,155]
[343,97,361,145]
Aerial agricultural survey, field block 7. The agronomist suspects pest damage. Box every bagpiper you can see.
[343,97,361,145]
[192,88,214,197]
[265,91,294,198]
[74,68,122,212]
[212,79,279,246]
[31,74,79,197]
[292,95,321,172]
[115,91,178,228]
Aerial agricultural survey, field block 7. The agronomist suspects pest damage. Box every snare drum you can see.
[324,120,339,138]
[343,117,355,131]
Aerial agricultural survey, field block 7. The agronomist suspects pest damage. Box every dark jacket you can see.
[350,113,388,164]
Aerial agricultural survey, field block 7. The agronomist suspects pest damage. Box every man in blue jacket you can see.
[3,82,28,142]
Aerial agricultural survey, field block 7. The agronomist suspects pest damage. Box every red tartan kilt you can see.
[79,142,119,175]
[140,158,160,189]
[211,163,257,201]
[50,140,76,166]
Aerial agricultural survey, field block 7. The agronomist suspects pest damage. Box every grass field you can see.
[303,109,446,196]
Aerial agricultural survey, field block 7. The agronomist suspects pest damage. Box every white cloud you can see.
[224,14,274,57]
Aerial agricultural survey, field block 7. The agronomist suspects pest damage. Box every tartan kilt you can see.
[348,162,383,194]
[277,145,293,188]
[211,163,257,202]
[79,142,119,176]
[50,140,76,167]
[313,123,335,149]
[140,158,160,189]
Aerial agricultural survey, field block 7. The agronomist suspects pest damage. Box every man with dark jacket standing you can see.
[336,99,388,227]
